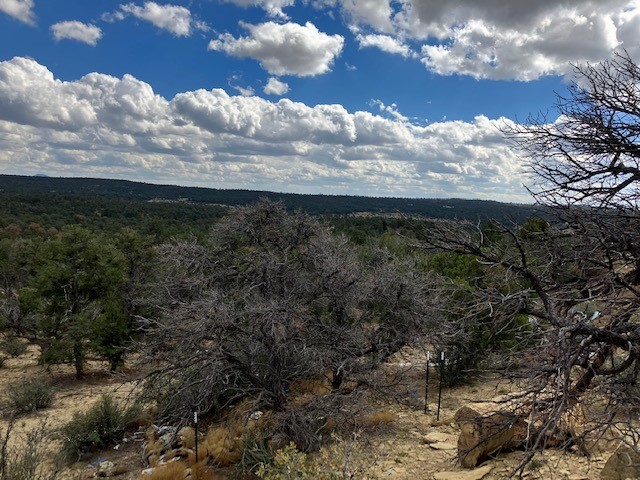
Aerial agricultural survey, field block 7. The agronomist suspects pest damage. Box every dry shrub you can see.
[355,411,396,429]
[179,426,195,449]
[139,460,187,480]
[190,460,222,480]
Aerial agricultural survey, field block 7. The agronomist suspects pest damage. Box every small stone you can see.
[433,464,493,480]
[423,432,451,444]
[97,461,115,477]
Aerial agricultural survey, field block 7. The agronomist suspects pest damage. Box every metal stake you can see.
[194,411,199,464]
[437,351,445,421]
[424,350,430,414]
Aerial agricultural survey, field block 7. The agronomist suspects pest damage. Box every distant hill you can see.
[0,174,542,223]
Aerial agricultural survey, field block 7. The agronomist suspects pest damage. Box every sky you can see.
[0,1,639,202]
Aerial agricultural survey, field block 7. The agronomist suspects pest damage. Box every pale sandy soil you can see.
[0,343,618,480]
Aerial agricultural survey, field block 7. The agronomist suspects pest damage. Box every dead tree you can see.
[421,51,640,468]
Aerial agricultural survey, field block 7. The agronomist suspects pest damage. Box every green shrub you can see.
[59,394,140,462]
[256,443,318,480]
[9,379,54,413]
[238,433,274,474]
[2,337,27,357]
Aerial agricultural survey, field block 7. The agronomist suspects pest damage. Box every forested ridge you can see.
[0,174,540,223]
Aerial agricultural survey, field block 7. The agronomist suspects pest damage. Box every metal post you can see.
[437,351,445,421]
[194,411,199,464]
[424,351,430,414]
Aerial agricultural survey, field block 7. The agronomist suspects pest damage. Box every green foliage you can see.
[238,433,275,474]
[256,435,379,480]
[256,443,318,480]
[59,395,140,462]
[428,252,481,284]
[27,226,129,377]
[517,216,549,239]
[2,337,27,357]
[8,378,54,413]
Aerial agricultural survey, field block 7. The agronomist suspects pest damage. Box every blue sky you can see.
[0,1,638,201]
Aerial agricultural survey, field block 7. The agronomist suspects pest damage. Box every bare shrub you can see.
[0,418,58,480]
[139,199,442,452]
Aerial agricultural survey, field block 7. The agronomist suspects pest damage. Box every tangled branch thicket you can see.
[420,51,640,469]
[140,199,445,449]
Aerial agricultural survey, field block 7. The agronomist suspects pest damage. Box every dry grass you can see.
[289,378,332,396]
[204,426,242,466]
[355,411,396,429]
[179,426,196,449]
[138,460,187,479]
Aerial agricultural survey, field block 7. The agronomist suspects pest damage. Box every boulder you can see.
[600,444,640,480]
[455,406,527,468]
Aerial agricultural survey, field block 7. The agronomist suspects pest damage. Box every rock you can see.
[97,461,115,476]
[600,444,640,479]
[423,432,451,444]
[429,442,457,450]
[455,406,527,468]
[433,464,493,480]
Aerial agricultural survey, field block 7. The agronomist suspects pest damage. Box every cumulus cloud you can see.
[110,2,205,37]
[220,0,295,18]
[263,77,289,95]
[0,57,528,201]
[356,34,414,58]
[0,0,34,25]
[341,0,394,33]
[336,0,639,80]
[208,21,345,77]
[51,21,103,46]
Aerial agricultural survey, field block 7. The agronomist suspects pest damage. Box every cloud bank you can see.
[339,0,640,80]
[0,57,527,201]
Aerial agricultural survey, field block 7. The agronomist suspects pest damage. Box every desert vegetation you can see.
[1,52,640,479]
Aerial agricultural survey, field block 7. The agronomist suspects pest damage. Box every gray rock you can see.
[600,444,640,479]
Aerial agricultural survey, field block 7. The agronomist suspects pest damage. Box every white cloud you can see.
[370,99,409,123]
[117,2,203,37]
[335,0,640,81]
[0,57,529,201]
[264,77,289,95]
[356,34,414,58]
[51,21,103,46]
[208,21,344,77]
[0,0,34,25]
[220,0,295,18]
[341,0,394,33]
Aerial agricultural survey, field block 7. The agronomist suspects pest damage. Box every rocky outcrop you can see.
[455,406,528,468]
